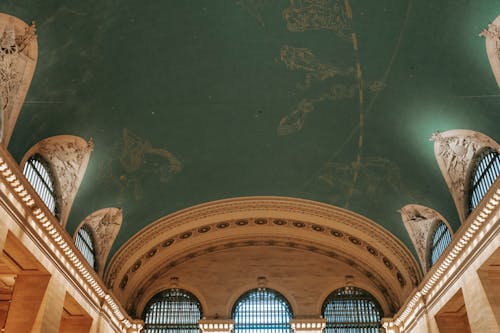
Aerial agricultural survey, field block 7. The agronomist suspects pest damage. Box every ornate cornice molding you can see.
[431,129,500,223]
[0,13,37,146]
[0,144,140,332]
[21,135,93,227]
[480,15,500,88]
[400,204,453,273]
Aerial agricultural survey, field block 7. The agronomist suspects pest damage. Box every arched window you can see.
[22,154,59,218]
[143,289,202,333]
[75,225,97,271]
[322,286,382,333]
[233,288,292,333]
[430,221,452,267]
[469,150,500,213]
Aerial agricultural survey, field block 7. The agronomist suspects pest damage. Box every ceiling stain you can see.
[317,156,401,206]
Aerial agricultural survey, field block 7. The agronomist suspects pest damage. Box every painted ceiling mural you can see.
[3,0,499,260]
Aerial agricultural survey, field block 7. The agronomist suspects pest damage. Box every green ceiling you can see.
[4,0,499,261]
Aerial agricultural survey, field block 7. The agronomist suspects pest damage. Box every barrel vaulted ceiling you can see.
[3,0,499,260]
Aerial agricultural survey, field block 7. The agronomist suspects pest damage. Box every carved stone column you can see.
[199,319,234,333]
[290,318,326,333]
[462,271,500,333]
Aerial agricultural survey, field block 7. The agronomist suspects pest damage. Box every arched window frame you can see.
[75,224,97,271]
[232,288,293,333]
[467,148,500,214]
[428,221,452,268]
[322,286,383,333]
[22,154,60,219]
[142,288,202,333]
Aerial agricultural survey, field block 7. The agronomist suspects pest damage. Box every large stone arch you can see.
[105,197,421,318]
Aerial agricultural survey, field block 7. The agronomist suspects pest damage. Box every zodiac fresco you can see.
[283,0,350,36]
[278,45,355,135]
[280,45,353,89]
[100,128,182,201]
[236,0,274,28]
[277,84,356,135]
[317,156,401,205]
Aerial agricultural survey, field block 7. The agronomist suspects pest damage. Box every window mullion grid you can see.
[471,153,500,212]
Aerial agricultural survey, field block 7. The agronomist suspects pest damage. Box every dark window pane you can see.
[75,225,96,270]
[469,151,500,213]
[22,155,58,219]
[430,221,452,267]
[233,289,292,333]
[322,287,382,333]
[143,289,202,333]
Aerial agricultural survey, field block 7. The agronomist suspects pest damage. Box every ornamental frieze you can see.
[0,14,37,145]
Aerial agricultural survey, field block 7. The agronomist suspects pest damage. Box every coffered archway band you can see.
[105,197,422,318]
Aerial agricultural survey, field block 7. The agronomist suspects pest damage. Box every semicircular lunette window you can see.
[430,221,452,267]
[22,154,59,218]
[469,150,500,213]
[75,224,97,271]
[233,288,293,333]
[143,289,202,333]
[322,286,383,333]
